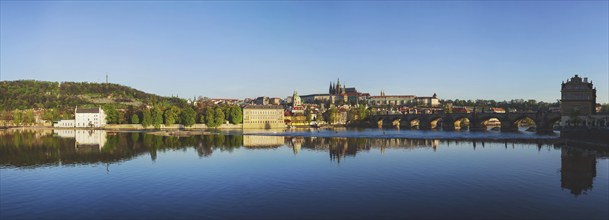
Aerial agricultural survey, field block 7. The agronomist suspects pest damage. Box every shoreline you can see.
[3,125,607,147]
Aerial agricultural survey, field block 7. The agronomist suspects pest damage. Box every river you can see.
[1,129,607,219]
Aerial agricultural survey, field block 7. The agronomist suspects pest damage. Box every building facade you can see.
[75,107,107,128]
[561,74,596,116]
[414,93,440,107]
[368,93,416,106]
[242,105,286,129]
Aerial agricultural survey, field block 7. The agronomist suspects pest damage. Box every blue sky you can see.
[1,1,607,102]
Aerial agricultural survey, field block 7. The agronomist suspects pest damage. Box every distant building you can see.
[291,91,305,115]
[75,107,107,128]
[270,97,282,105]
[210,98,240,105]
[242,105,286,129]
[301,94,332,104]
[292,91,302,106]
[451,106,471,113]
[490,107,506,113]
[369,91,415,106]
[301,79,367,105]
[255,96,270,105]
[54,107,106,128]
[415,93,440,107]
[561,74,596,116]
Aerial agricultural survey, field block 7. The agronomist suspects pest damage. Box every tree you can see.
[24,110,35,125]
[601,104,609,113]
[151,106,163,129]
[305,106,312,123]
[42,108,60,122]
[205,107,216,127]
[118,111,126,124]
[13,110,23,125]
[348,108,357,122]
[229,106,242,124]
[103,105,119,124]
[163,106,179,126]
[142,109,152,128]
[180,107,196,127]
[316,111,323,124]
[214,107,225,126]
[357,105,368,121]
[325,106,338,124]
[131,113,140,124]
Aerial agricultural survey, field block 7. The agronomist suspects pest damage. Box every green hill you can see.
[0,80,187,111]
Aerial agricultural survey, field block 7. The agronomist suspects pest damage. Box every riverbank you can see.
[4,123,243,131]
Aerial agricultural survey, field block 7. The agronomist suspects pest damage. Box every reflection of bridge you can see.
[369,112,562,133]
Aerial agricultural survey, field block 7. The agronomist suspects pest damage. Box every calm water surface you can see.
[1,129,607,219]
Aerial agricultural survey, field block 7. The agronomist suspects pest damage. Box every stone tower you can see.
[560,74,596,116]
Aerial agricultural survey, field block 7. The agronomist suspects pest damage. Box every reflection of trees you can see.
[0,131,244,168]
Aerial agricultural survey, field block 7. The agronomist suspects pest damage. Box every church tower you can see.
[292,90,302,107]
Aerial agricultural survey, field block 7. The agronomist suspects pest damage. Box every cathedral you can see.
[329,78,347,95]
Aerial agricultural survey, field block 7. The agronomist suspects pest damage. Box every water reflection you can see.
[560,146,598,196]
[54,130,107,151]
[1,129,607,198]
[243,135,284,148]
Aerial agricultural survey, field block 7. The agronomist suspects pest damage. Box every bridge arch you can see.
[477,115,504,131]
[408,117,420,129]
[391,117,401,128]
[429,116,443,129]
[452,116,471,131]
[511,116,537,132]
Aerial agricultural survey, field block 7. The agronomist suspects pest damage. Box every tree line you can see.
[103,104,242,128]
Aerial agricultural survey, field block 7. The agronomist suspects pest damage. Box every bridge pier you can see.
[501,121,518,132]
[469,118,485,131]
[419,119,432,130]
[442,123,455,131]
[535,120,556,134]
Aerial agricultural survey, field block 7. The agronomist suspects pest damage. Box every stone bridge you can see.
[368,112,562,133]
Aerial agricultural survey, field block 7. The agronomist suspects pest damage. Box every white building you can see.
[75,107,106,128]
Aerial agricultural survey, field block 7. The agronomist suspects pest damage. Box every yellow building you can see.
[243,105,286,129]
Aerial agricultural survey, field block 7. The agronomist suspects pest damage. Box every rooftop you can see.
[243,105,284,109]
[76,107,101,114]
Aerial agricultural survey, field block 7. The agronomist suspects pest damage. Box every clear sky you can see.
[1,1,607,103]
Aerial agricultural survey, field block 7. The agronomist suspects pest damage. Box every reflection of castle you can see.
[243,135,285,148]
[53,130,107,151]
[560,146,597,196]
[284,137,442,161]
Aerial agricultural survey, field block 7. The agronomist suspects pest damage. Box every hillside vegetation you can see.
[0,80,187,111]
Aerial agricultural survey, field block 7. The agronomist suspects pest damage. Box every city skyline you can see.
[1,1,608,102]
